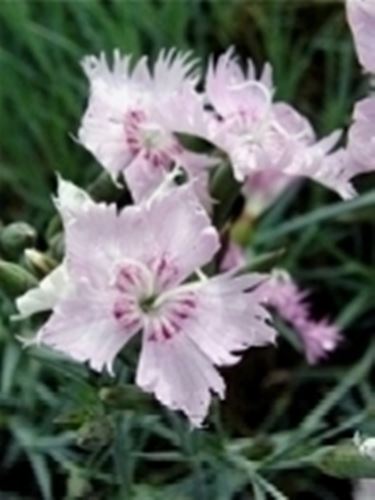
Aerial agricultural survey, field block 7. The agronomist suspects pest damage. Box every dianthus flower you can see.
[17,178,276,426]
[202,49,359,199]
[79,49,214,203]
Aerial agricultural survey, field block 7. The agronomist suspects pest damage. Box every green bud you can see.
[0,222,36,258]
[316,442,375,479]
[48,232,65,261]
[45,214,62,242]
[24,249,57,276]
[0,260,38,297]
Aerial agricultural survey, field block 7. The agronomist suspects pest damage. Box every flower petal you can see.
[124,154,166,203]
[348,97,375,172]
[36,281,135,374]
[142,184,220,285]
[183,273,277,367]
[54,176,94,226]
[347,0,375,73]
[136,330,225,427]
[16,264,69,319]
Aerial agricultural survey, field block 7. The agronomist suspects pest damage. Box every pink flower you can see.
[260,270,341,364]
[18,179,276,426]
[347,0,375,73]
[79,50,215,203]
[202,49,361,199]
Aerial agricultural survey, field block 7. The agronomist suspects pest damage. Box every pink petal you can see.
[348,97,375,172]
[124,154,166,203]
[347,0,375,73]
[136,330,225,427]
[183,273,277,367]
[37,281,136,374]
[273,103,315,144]
[139,184,220,285]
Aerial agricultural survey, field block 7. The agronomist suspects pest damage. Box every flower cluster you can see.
[14,1,375,426]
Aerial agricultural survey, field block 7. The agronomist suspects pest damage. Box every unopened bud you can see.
[48,232,65,261]
[24,249,57,276]
[0,260,38,297]
[45,215,62,242]
[0,222,36,258]
[316,442,375,479]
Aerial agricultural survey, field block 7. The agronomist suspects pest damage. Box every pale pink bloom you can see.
[260,269,341,364]
[18,179,276,426]
[79,50,215,203]
[347,0,375,73]
[201,49,362,199]
[353,480,375,500]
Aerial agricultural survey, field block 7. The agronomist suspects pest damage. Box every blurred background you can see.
[1,1,374,499]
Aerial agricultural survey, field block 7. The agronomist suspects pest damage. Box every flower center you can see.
[139,294,157,313]
[112,259,197,341]
[124,109,182,168]
[112,261,153,332]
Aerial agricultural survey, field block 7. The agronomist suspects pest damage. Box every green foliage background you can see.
[0,1,374,499]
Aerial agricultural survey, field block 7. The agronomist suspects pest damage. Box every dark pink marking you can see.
[161,324,172,340]
[180,297,196,309]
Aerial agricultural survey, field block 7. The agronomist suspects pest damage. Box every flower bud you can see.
[316,442,375,479]
[0,222,36,258]
[45,215,62,242]
[0,260,38,297]
[48,232,65,261]
[24,249,57,276]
